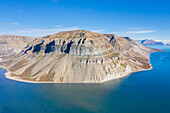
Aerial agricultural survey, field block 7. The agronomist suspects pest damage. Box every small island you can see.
[0,30,162,83]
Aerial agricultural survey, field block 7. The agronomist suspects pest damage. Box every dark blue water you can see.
[0,45,170,113]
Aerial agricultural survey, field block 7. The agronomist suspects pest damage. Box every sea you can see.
[0,45,170,113]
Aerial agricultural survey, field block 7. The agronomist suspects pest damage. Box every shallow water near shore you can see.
[0,45,170,113]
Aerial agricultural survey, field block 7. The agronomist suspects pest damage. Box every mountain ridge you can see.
[137,39,170,45]
[0,35,38,57]
[0,30,161,83]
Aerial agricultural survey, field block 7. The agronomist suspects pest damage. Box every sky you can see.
[0,0,170,40]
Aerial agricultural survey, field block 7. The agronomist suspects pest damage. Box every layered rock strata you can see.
[0,30,156,83]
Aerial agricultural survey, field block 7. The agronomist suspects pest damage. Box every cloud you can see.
[52,0,57,3]
[127,27,153,30]
[18,10,23,13]
[125,30,156,34]
[128,27,146,30]
[10,23,19,25]
[0,27,79,37]
[87,9,93,11]
[113,30,156,35]
[4,23,19,27]
[91,29,105,33]
[54,25,63,27]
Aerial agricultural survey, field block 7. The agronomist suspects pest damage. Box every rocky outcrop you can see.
[0,30,157,83]
[0,35,38,57]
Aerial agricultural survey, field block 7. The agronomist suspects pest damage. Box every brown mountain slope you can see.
[0,30,158,83]
[0,35,38,57]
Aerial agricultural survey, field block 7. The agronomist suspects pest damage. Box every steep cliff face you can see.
[1,30,154,83]
[103,34,153,71]
[0,35,38,57]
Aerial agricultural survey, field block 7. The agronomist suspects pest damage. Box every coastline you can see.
[0,50,156,84]
[0,63,153,84]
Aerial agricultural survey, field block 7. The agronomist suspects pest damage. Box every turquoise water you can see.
[0,45,170,113]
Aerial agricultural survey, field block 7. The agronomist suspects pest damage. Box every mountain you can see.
[155,40,170,45]
[0,35,38,57]
[137,39,164,45]
[0,30,161,83]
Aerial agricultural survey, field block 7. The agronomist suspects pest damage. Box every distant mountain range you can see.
[137,39,170,45]
[155,40,170,45]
